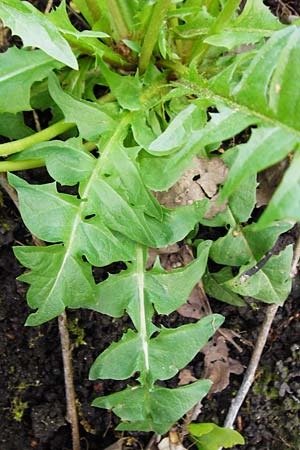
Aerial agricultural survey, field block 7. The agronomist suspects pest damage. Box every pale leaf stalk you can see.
[139,0,171,74]
[136,245,150,373]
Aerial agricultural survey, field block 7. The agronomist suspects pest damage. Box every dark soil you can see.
[1,1,300,449]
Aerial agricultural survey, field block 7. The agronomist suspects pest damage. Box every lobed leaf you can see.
[48,72,116,141]
[189,422,245,450]
[0,47,62,114]
[0,0,77,69]
[93,380,212,434]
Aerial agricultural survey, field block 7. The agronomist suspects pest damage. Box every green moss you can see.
[253,367,279,400]
[67,318,86,347]
[11,397,28,422]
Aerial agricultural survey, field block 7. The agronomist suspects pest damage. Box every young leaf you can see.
[0,0,78,69]
[0,47,62,114]
[205,0,283,50]
[189,422,245,450]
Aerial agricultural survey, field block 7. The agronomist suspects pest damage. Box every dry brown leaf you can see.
[158,437,187,450]
[147,244,194,271]
[178,369,197,385]
[201,335,244,393]
[177,282,211,319]
[155,157,228,218]
[256,160,289,208]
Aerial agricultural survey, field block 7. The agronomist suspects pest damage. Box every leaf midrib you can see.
[0,57,55,83]
[44,114,133,304]
[179,81,300,140]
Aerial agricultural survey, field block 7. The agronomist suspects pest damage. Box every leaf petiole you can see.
[0,120,75,157]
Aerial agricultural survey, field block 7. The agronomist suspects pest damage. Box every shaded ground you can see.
[1,1,300,449]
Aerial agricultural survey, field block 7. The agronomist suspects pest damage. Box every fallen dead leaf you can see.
[178,369,197,385]
[158,437,187,450]
[155,157,228,218]
[256,160,289,208]
[201,335,244,393]
[177,281,211,319]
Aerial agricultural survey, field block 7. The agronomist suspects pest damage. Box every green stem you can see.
[139,0,171,74]
[191,0,241,64]
[72,0,101,27]
[0,121,75,157]
[96,92,116,104]
[0,142,97,173]
[107,0,130,40]
[0,159,45,173]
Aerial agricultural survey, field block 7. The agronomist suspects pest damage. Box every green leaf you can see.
[98,58,142,111]
[189,422,245,450]
[203,267,246,306]
[147,104,200,155]
[90,314,223,382]
[205,0,283,50]
[140,106,256,191]
[10,139,96,185]
[0,0,78,69]
[0,113,33,139]
[14,245,95,326]
[227,245,293,305]
[48,72,116,141]
[258,150,300,226]
[210,220,292,267]
[221,127,298,200]
[90,240,212,319]
[93,380,212,434]
[0,47,62,114]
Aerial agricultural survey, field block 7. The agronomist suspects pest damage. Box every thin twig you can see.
[32,110,42,132]
[0,173,81,450]
[146,433,160,450]
[222,302,279,431]
[58,312,81,450]
[44,0,54,14]
[218,228,300,449]
[291,226,300,276]
[0,173,19,208]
